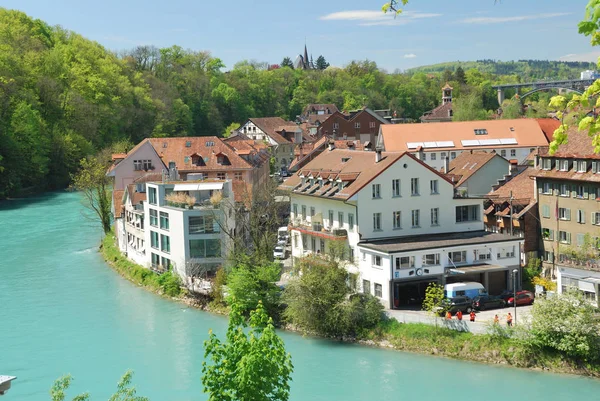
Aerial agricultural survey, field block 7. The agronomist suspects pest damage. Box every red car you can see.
[506,290,534,306]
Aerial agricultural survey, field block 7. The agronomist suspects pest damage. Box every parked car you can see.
[273,246,286,259]
[497,290,515,302]
[507,290,535,306]
[438,296,473,315]
[472,295,506,311]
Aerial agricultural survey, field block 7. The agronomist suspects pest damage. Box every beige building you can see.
[533,128,600,305]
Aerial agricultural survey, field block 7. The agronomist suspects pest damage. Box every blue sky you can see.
[2,0,594,71]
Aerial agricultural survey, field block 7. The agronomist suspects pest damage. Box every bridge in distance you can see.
[492,78,595,105]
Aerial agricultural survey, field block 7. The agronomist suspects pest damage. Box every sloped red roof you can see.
[248,117,294,144]
[536,118,561,142]
[113,190,124,218]
[420,102,453,122]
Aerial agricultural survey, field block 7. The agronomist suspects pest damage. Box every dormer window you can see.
[206,141,215,147]
[185,141,192,147]
[191,154,205,166]
[474,129,487,135]
[542,158,552,170]
[559,159,569,171]
[577,160,587,172]
[216,153,230,165]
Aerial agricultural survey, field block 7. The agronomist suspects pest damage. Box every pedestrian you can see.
[507,312,513,327]
[493,314,499,325]
[456,310,463,321]
[445,311,452,320]
[469,310,476,322]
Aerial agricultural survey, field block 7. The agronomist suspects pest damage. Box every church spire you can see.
[303,44,309,69]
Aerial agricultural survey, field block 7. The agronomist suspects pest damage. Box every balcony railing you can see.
[290,219,348,239]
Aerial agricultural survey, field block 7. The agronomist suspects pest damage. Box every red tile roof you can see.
[126,184,147,206]
[248,117,294,144]
[113,190,124,218]
[539,126,600,159]
[420,102,453,122]
[487,167,535,203]
[536,118,561,142]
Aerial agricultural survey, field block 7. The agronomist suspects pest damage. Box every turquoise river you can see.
[2,192,600,401]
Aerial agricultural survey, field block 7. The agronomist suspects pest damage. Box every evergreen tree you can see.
[281,57,294,69]
[455,66,467,85]
[316,55,330,70]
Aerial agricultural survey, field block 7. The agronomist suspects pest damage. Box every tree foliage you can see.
[528,290,600,361]
[452,91,490,121]
[282,255,383,338]
[421,283,446,324]
[202,301,293,401]
[50,371,147,401]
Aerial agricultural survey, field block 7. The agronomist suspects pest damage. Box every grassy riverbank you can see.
[99,232,600,378]
[360,319,600,377]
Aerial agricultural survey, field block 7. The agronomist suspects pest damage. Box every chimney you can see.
[417,146,425,160]
[443,156,450,174]
[328,141,335,151]
[375,146,383,163]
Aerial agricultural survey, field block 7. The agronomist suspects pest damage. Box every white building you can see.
[377,119,552,170]
[281,146,522,308]
[144,179,235,279]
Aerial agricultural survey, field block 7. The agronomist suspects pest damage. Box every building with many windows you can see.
[280,146,522,308]
[533,128,600,305]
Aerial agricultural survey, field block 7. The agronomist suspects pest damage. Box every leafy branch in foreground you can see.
[50,371,147,401]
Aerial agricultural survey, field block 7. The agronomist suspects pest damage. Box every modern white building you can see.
[144,179,235,279]
[281,146,523,308]
[377,119,552,170]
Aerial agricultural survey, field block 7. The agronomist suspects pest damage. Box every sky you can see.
[1,0,595,71]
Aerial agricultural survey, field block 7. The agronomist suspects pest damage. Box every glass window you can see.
[348,214,354,230]
[510,149,516,157]
[559,184,569,196]
[159,212,169,230]
[301,205,306,219]
[328,210,334,225]
[422,253,440,266]
[150,231,159,249]
[542,158,552,170]
[148,187,157,205]
[541,204,550,218]
[558,231,571,244]
[310,207,315,217]
[392,179,401,197]
[577,209,586,224]
[393,211,402,229]
[151,252,160,266]
[396,256,415,269]
[450,152,457,159]
[430,180,439,194]
[372,255,382,267]
[500,150,507,157]
[456,205,480,222]
[189,216,220,234]
[374,283,383,298]
[411,209,420,227]
[292,204,298,217]
[448,251,467,264]
[338,212,344,226]
[411,178,419,196]
[190,239,221,258]
[542,228,554,241]
[149,209,158,227]
[558,207,571,221]
[372,184,381,198]
[363,280,371,295]
[431,208,439,226]
[160,234,170,253]
[373,213,382,230]
[431,153,437,160]
[542,182,552,194]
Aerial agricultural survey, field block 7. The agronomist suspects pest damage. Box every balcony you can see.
[289,218,348,240]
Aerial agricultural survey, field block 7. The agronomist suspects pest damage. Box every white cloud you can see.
[404,53,417,58]
[320,10,442,27]
[558,51,600,62]
[460,12,571,24]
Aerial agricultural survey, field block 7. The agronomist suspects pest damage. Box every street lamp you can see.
[512,268,519,326]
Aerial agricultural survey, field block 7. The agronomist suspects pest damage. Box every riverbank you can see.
[99,232,600,378]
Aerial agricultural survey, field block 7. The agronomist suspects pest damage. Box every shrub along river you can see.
[2,192,600,401]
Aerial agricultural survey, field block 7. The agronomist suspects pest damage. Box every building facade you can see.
[533,129,600,305]
[281,147,522,308]
[317,108,389,145]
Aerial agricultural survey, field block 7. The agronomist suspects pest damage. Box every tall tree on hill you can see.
[455,66,467,85]
[452,92,489,121]
[281,57,294,69]
[442,69,453,83]
[316,55,330,70]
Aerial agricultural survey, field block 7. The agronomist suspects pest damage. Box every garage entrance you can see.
[446,265,514,295]
[391,277,441,309]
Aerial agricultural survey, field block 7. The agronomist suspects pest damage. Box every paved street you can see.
[386,305,533,335]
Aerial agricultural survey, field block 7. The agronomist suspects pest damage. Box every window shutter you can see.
[566,208,571,220]
[550,230,554,241]
[538,185,542,194]
[567,232,571,244]
[592,161,597,173]
[572,185,577,198]
[581,210,586,224]
[584,186,589,199]
[553,184,559,196]
[592,212,597,225]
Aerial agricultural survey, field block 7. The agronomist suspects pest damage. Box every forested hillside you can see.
[0,9,577,198]
[408,60,595,81]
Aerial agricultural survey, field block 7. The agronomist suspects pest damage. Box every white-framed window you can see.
[396,256,415,269]
[301,205,306,220]
[372,255,382,267]
[450,152,457,159]
[592,212,600,225]
[592,161,600,173]
[333,122,339,129]
[338,211,344,226]
[159,212,169,230]
[542,158,552,170]
[422,153,427,161]
[431,153,437,160]
[160,234,170,253]
[577,233,586,246]
[448,251,467,264]
[558,207,571,221]
[541,204,550,218]
[542,182,552,194]
[441,152,447,159]
[560,184,569,197]
[544,251,554,263]
[577,160,587,172]
[363,280,371,294]
[411,209,420,228]
[577,209,586,224]
[393,211,402,229]
[558,230,571,244]
[500,149,507,157]
[542,228,554,241]
[372,183,381,199]
[310,207,315,217]
[150,231,159,249]
[392,179,401,197]
[373,213,382,231]
[148,187,157,205]
[149,209,158,227]
[559,159,569,171]
[576,185,586,198]
[348,213,354,230]
[422,253,440,266]
[369,121,376,128]
[374,283,383,298]
[510,149,516,157]
[217,172,226,180]
[354,122,361,129]
[234,172,243,181]
[430,180,439,194]
[292,204,298,217]
[431,208,439,226]
[475,249,492,261]
[328,210,334,225]
[456,205,480,222]
[411,178,419,196]
[497,246,516,259]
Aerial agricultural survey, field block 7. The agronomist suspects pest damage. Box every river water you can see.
[1,192,600,401]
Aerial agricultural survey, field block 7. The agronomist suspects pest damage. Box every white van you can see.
[277,226,289,244]
[444,282,487,299]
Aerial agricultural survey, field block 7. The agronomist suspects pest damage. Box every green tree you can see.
[315,55,329,70]
[452,92,489,121]
[202,301,293,401]
[222,122,240,138]
[71,150,113,234]
[50,371,147,401]
[455,66,466,85]
[500,98,523,119]
[421,283,446,328]
[528,290,600,361]
[281,57,294,69]
[282,255,383,338]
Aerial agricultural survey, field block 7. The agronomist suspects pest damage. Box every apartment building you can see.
[377,119,553,170]
[280,146,522,308]
[533,128,600,305]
